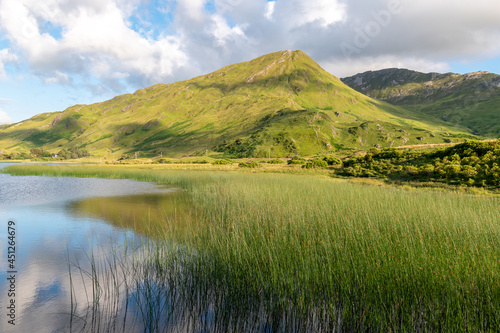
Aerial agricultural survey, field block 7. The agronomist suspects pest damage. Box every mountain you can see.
[0,51,475,159]
[342,68,500,137]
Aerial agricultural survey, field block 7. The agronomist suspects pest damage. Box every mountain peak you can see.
[212,49,328,84]
[185,49,339,97]
[245,50,295,83]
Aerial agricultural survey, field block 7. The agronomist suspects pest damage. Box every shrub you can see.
[303,161,314,169]
[17,152,31,160]
[287,156,305,165]
[314,159,328,168]
[268,158,286,164]
[419,164,435,176]
[444,164,461,178]
[239,161,259,168]
[212,159,233,165]
[404,166,419,176]
[335,139,500,188]
[323,156,342,166]
[56,148,90,159]
[30,148,44,157]
[303,159,328,169]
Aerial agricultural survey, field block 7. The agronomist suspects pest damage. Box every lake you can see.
[0,164,181,332]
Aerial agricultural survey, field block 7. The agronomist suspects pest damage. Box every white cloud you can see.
[176,0,207,22]
[264,1,275,20]
[207,15,246,46]
[0,0,499,101]
[44,71,71,85]
[0,48,18,79]
[289,0,347,27]
[284,0,500,76]
[0,109,13,124]
[0,0,187,91]
[323,56,451,79]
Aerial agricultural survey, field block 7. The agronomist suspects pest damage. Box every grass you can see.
[5,164,500,331]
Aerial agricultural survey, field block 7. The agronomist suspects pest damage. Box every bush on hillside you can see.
[268,158,286,164]
[303,159,328,169]
[212,159,233,165]
[337,140,500,188]
[239,161,259,168]
[323,155,342,166]
[287,156,305,165]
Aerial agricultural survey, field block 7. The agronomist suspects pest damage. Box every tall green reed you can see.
[6,164,500,331]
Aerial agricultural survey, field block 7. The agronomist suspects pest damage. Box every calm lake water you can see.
[0,164,179,332]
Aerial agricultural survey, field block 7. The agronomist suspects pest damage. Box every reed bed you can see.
[6,164,500,331]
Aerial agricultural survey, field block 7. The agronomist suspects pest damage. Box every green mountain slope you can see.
[0,51,475,159]
[342,68,500,137]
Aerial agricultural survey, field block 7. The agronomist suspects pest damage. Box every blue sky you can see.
[0,0,499,124]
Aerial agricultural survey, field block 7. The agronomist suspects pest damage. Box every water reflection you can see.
[1,167,336,332]
[0,171,179,332]
[67,192,191,237]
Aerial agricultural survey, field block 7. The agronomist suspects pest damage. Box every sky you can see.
[0,0,499,124]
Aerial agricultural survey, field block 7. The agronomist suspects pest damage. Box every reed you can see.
[6,164,500,331]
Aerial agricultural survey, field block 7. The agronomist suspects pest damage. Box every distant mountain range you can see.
[342,68,500,137]
[0,51,482,159]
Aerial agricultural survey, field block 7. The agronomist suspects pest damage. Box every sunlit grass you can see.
[6,164,500,331]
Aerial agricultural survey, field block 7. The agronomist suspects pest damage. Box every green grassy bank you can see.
[5,164,500,331]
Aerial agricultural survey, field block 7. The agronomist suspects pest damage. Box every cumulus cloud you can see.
[0,98,14,124]
[0,0,187,91]
[44,71,71,85]
[0,0,499,97]
[207,15,246,46]
[288,0,346,28]
[0,109,13,124]
[176,0,207,22]
[296,0,500,74]
[264,1,275,20]
[0,48,17,78]
[323,56,451,79]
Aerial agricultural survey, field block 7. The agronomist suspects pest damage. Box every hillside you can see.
[0,51,475,159]
[342,69,500,137]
